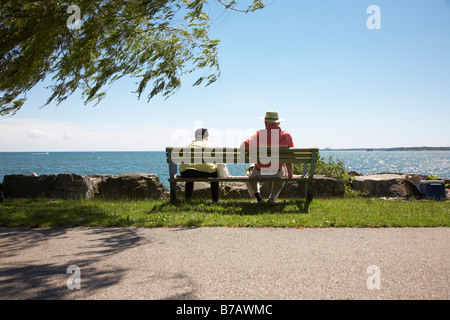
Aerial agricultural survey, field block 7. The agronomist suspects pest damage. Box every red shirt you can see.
[242,127,294,169]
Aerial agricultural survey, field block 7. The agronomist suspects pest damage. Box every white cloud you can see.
[0,118,178,151]
[26,129,58,139]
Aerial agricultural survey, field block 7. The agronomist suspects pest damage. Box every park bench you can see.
[165,147,318,203]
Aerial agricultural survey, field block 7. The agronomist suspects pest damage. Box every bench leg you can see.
[306,183,313,202]
[170,182,177,203]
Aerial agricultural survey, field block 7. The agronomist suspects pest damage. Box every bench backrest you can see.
[165,147,318,178]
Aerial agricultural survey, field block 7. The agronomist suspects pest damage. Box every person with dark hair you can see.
[180,128,219,202]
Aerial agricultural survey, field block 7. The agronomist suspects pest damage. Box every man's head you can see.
[195,128,209,140]
[262,110,283,128]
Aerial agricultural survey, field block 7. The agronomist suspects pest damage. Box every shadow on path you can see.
[0,227,144,299]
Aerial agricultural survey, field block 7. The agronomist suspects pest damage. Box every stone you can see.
[261,175,345,198]
[95,173,169,200]
[2,173,96,199]
[2,173,169,200]
[175,175,345,200]
[52,173,97,199]
[351,173,406,198]
[221,182,251,199]
[176,181,250,199]
[3,171,443,201]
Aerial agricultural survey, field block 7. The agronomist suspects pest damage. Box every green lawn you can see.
[0,197,448,228]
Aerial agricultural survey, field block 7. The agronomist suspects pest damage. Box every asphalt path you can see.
[0,227,448,300]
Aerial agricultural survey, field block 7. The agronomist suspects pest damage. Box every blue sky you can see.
[1,0,449,151]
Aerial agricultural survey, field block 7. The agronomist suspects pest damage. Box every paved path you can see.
[0,227,448,300]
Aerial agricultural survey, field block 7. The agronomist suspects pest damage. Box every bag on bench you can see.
[216,163,231,178]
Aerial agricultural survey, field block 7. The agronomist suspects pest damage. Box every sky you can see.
[1,0,449,151]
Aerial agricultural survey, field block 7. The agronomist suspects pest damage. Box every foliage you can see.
[293,152,357,196]
[0,0,265,116]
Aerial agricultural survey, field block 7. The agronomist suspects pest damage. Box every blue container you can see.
[419,180,446,200]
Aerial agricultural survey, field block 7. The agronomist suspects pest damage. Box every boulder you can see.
[2,173,169,200]
[52,173,97,199]
[2,173,96,199]
[348,170,364,176]
[176,181,250,199]
[263,175,345,198]
[95,173,169,200]
[351,173,406,198]
[222,182,251,199]
[175,175,345,200]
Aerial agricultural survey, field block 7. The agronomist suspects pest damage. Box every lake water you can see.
[0,150,449,188]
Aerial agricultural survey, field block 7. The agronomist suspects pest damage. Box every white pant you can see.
[245,165,287,200]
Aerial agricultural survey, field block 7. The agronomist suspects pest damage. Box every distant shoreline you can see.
[1,147,450,153]
[321,147,450,152]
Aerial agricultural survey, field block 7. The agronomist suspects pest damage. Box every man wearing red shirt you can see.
[241,111,294,203]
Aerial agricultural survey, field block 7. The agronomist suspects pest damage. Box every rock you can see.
[348,170,363,176]
[176,173,448,200]
[52,173,97,199]
[303,175,345,198]
[2,173,96,199]
[95,173,169,200]
[351,173,406,198]
[221,182,251,199]
[86,174,113,197]
[3,171,443,201]
[175,175,345,199]
[262,175,345,198]
[176,182,211,200]
[176,181,250,199]
[2,173,169,200]
[3,174,47,198]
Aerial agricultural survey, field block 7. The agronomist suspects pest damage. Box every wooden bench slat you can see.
[168,158,313,163]
[166,148,318,164]
[165,147,318,151]
[165,147,318,202]
[168,177,315,183]
[166,147,317,154]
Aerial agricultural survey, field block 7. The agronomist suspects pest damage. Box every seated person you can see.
[241,110,295,203]
[180,128,219,202]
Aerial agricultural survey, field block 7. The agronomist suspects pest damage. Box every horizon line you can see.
[1,146,449,153]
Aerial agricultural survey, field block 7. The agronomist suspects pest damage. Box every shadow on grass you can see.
[215,199,311,215]
[0,199,149,228]
[157,199,312,215]
[0,199,133,227]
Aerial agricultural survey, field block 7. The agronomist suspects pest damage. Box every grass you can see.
[0,197,448,228]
